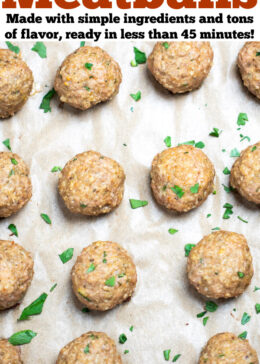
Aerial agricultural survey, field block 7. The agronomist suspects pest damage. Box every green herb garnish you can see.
[50,283,57,292]
[8,223,18,237]
[162,42,169,49]
[241,312,251,325]
[164,136,171,148]
[163,349,171,361]
[18,293,48,321]
[59,248,74,264]
[87,263,96,273]
[31,42,47,58]
[168,228,178,235]
[238,272,245,278]
[230,148,240,157]
[237,113,248,126]
[130,91,141,102]
[51,166,62,172]
[11,158,18,165]
[170,185,184,199]
[105,276,115,287]
[205,301,218,312]
[133,47,147,65]
[223,167,231,175]
[222,203,233,219]
[255,303,260,314]
[40,213,51,224]
[190,183,199,194]
[8,330,37,345]
[84,344,89,353]
[172,354,181,362]
[85,63,93,70]
[6,41,20,54]
[209,128,222,137]
[40,88,56,113]
[129,199,148,209]
[2,138,11,151]
[238,331,247,339]
[203,316,209,326]
[119,333,127,344]
[80,41,85,47]
[184,244,196,257]
[237,216,248,223]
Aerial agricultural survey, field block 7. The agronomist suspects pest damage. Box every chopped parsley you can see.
[8,223,18,237]
[254,286,260,292]
[80,41,85,47]
[207,214,211,218]
[2,138,11,151]
[222,203,233,219]
[50,283,57,292]
[209,127,222,137]
[162,42,169,49]
[168,228,178,235]
[170,185,184,199]
[237,272,245,278]
[195,141,205,149]
[256,52,260,56]
[172,354,181,362]
[130,59,137,67]
[85,86,90,91]
[212,227,220,231]
[105,276,115,287]
[40,213,51,224]
[51,166,62,172]
[9,169,15,177]
[11,158,18,165]
[184,244,196,257]
[119,333,127,344]
[18,293,48,321]
[197,311,207,318]
[203,316,209,326]
[241,312,251,325]
[40,88,56,113]
[124,349,129,354]
[205,301,218,312]
[87,263,96,273]
[190,183,199,194]
[178,140,205,148]
[85,63,93,70]
[238,331,247,339]
[80,204,87,208]
[129,325,134,331]
[31,42,47,58]
[82,307,90,313]
[237,216,248,224]
[129,199,148,209]
[240,134,250,142]
[8,330,37,345]
[230,148,240,157]
[163,349,171,361]
[133,47,147,65]
[130,91,141,102]
[255,303,260,314]
[164,136,172,148]
[237,113,248,126]
[222,184,234,193]
[6,41,20,54]
[222,167,231,175]
[84,344,89,353]
[59,248,74,264]
[251,146,257,152]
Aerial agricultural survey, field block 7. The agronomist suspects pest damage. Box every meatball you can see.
[0,49,33,119]
[58,151,125,216]
[0,240,34,310]
[0,339,23,364]
[0,152,32,218]
[147,41,213,93]
[230,142,260,204]
[54,46,122,110]
[56,331,122,364]
[199,332,259,364]
[71,241,137,311]
[237,42,260,100]
[150,145,215,212]
[187,231,253,299]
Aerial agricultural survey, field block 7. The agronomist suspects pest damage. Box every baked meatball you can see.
[0,49,33,119]
[199,332,259,364]
[237,42,260,100]
[230,142,260,204]
[56,331,122,364]
[150,145,215,212]
[0,152,32,218]
[147,41,213,93]
[0,339,23,363]
[187,231,253,299]
[0,240,34,310]
[54,46,122,110]
[58,151,125,216]
[71,241,137,311]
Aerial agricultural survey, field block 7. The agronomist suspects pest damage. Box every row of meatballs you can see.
[0,141,259,219]
[0,228,258,363]
[0,41,260,118]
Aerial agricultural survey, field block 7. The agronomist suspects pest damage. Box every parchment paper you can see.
[0,41,259,364]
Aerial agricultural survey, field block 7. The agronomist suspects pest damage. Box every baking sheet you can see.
[0,41,259,363]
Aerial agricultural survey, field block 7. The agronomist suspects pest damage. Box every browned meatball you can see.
[0,339,23,364]
[71,241,137,311]
[150,145,215,212]
[187,231,253,299]
[147,41,213,93]
[230,142,260,204]
[0,152,32,218]
[199,332,259,364]
[0,240,34,310]
[56,331,122,364]
[54,46,122,110]
[0,49,33,119]
[58,151,125,216]
[237,42,260,100]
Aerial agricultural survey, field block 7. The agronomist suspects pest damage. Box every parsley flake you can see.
[40,88,56,113]
[2,138,11,151]
[11,158,18,165]
[190,183,199,194]
[251,146,257,152]
[133,47,147,65]
[203,316,209,326]
[80,41,85,47]
[105,276,115,287]
[237,272,245,278]
[59,248,74,264]
[238,331,247,339]
[237,216,248,224]
[168,228,178,235]
[18,293,48,321]
[129,325,134,332]
[197,311,207,318]
[230,148,240,157]
[87,263,96,273]
[172,354,181,362]
[119,333,127,344]
[124,349,129,354]
[170,185,184,199]
[84,344,89,353]
[223,167,231,175]
[222,203,233,219]
[40,213,51,224]
[205,301,218,312]
[162,42,169,49]
[51,166,62,172]
[8,330,37,346]
[241,312,251,325]
[184,244,196,257]
[31,42,47,58]
[163,349,171,361]
[209,127,222,137]
[85,63,93,70]
[8,223,18,237]
[6,41,20,54]
[254,286,260,292]
[129,199,148,209]
[130,91,141,102]
[237,113,248,126]
[255,303,260,314]
[50,283,57,292]
[164,136,172,148]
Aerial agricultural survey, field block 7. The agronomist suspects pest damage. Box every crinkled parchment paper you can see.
[0,41,259,363]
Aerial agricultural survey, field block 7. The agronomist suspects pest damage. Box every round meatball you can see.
[0,49,33,119]
[187,231,253,299]
[0,152,32,218]
[56,331,122,364]
[147,41,213,93]
[71,241,137,311]
[0,339,23,363]
[237,42,260,100]
[150,145,215,212]
[230,142,260,204]
[58,151,125,216]
[54,46,122,110]
[0,240,34,310]
[199,332,259,364]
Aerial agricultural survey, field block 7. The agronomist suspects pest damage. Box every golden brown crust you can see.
[54,46,122,110]
[150,145,215,212]
[199,332,259,364]
[71,241,137,311]
[58,151,125,216]
[0,240,34,310]
[0,152,32,218]
[187,231,253,299]
[56,331,122,364]
[147,41,213,93]
[0,339,23,364]
[230,142,260,204]
[0,49,33,119]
